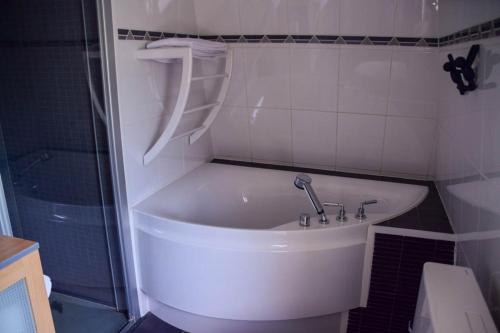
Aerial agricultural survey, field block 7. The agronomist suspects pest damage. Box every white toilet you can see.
[43,275,52,297]
[412,262,497,333]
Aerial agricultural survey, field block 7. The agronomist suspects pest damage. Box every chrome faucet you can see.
[323,202,347,222]
[355,200,378,220]
[294,173,329,224]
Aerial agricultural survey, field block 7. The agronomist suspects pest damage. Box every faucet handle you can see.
[356,200,378,220]
[299,213,311,227]
[323,202,347,222]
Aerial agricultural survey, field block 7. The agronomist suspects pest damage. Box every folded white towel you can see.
[145,38,227,62]
[147,38,226,53]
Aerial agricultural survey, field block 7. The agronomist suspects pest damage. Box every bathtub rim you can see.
[134,178,428,253]
[133,162,429,233]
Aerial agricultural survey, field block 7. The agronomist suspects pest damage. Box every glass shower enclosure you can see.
[0,1,128,332]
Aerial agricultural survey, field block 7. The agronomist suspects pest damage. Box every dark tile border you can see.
[211,158,431,185]
[210,159,453,234]
[118,16,500,48]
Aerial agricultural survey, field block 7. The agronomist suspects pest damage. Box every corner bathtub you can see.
[134,163,428,332]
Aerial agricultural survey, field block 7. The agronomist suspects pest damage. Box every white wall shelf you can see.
[136,46,233,165]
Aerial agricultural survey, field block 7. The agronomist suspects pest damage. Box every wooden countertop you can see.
[0,236,39,270]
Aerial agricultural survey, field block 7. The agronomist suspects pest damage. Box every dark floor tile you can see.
[129,313,184,333]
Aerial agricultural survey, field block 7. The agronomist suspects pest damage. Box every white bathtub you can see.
[134,163,428,333]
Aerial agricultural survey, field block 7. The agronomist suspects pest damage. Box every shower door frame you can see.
[0,175,12,236]
[95,0,141,322]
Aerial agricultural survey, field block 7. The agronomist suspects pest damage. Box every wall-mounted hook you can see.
[443,44,480,95]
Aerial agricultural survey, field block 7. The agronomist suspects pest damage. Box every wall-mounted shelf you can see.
[136,46,233,165]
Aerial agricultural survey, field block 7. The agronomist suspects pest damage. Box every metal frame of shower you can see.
[95,0,141,324]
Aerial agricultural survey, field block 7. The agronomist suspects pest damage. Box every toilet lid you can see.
[423,263,497,333]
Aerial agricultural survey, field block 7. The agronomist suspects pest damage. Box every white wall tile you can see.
[382,117,436,175]
[183,134,213,172]
[479,42,500,176]
[339,47,392,115]
[193,0,241,34]
[239,0,289,34]
[482,106,500,177]
[439,0,500,36]
[290,47,339,112]
[292,110,337,166]
[224,47,248,107]
[339,0,397,36]
[211,106,251,160]
[437,43,488,172]
[249,108,292,163]
[114,41,168,125]
[336,113,385,171]
[176,0,198,34]
[389,49,438,118]
[394,0,439,37]
[121,116,185,205]
[245,46,291,109]
[112,0,199,34]
[147,0,183,32]
[287,0,340,35]
[435,8,500,320]
[112,0,174,31]
[111,1,215,207]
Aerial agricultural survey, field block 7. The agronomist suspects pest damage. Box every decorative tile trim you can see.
[117,28,436,47]
[118,16,500,48]
[439,17,500,46]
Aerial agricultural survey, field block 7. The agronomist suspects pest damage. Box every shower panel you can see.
[0,0,126,314]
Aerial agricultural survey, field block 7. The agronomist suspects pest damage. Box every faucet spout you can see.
[294,174,329,224]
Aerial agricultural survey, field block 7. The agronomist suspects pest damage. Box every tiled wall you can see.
[435,1,500,325]
[111,0,212,207]
[204,0,440,179]
[111,0,214,314]
[112,0,197,35]
[212,43,439,179]
[439,0,500,36]
[192,0,438,38]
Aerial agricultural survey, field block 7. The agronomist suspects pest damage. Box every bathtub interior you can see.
[135,163,428,230]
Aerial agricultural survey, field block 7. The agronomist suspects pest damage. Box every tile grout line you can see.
[239,47,254,163]
[287,44,294,166]
[378,45,395,175]
[334,46,342,171]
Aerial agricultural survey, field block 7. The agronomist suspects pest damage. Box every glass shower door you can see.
[0,0,128,332]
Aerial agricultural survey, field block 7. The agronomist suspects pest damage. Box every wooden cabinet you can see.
[0,236,55,333]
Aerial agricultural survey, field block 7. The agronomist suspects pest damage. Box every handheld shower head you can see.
[294,173,312,190]
[293,173,329,224]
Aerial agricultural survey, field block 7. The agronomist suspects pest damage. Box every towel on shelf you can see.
[147,38,226,59]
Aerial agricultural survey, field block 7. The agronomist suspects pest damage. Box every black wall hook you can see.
[443,44,480,95]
